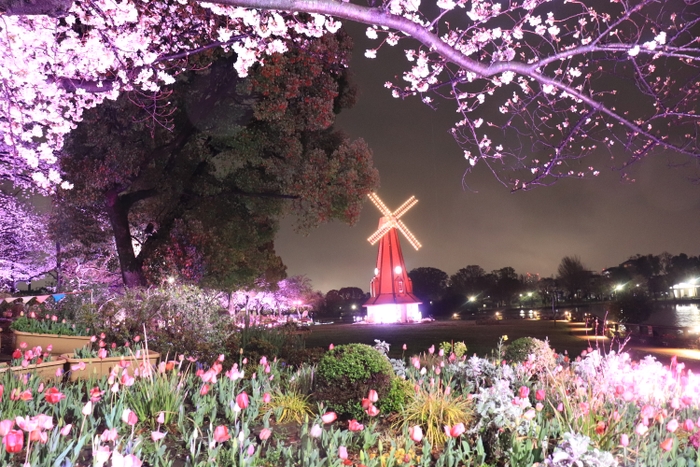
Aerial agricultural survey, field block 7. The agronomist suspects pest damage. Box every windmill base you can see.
[365,303,422,324]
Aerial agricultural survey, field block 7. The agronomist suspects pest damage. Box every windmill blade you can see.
[367,192,393,218]
[392,196,418,219]
[367,223,393,245]
[396,219,422,250]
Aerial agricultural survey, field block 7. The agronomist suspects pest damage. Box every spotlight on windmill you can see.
[363,192,422,324]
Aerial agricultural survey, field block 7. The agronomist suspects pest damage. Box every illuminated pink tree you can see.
[1,0,699,190]
[0,192,54,292]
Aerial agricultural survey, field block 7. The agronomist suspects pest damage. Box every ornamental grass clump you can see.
[397,381,473,447]
[264,390,314,424]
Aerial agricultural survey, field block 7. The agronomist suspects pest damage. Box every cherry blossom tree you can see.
[0,191,54,291]
[1,0,699,191]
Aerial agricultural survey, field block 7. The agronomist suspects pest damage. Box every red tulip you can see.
[3,429,23,453]
[348,420,364,432]
[236,392,249,409]
[213,425,230,443]
[12,350,21,360]
[535,389,545,401]
[44,387,65,404]
[660,438,674,452]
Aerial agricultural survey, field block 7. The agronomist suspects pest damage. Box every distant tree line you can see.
[317,252,700,319]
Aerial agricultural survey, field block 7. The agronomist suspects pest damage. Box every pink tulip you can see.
[523,409,536,421]
[348,420,364,432]
[247,444,255,456]
[309,424,323,438]
[157,412,165,425]
[684,419,695,431]
[213,425,230,443]
[236,392,249,409]
[101,428,118,442]
[259,428,272,441]
[620,434,629,447]
[428,345,435,354]
[444,423,465,438]
[60,424,72,437]
[367,389,378,403]
[263,393,271,404]
[518,386,529,399]
[635,423,648,436]
[329,344,334,350]
[121,409,138,426]
[409,425,423,443]
[82,401,93,416]
[338,446,348,459]
[535,389,545,401]
[151,431,166,442]
[402,344,407,350]
[0,419,14,437]
[200,384,210,396]
[98,348,108,359]
[365,405,380,417]
[94,445,111,465]
[321,412,337,424]
[260,356,267,366]
[667,419,679,433]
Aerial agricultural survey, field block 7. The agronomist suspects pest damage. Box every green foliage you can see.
[125,369,187,429]
[609,294,654,324]
[86,285,229,362]
[10,315,88,336]
[504,337,538,363]
[225,318,306,365]
[314,343,393,419]
[377,377,412,415]
[439,341,468,358]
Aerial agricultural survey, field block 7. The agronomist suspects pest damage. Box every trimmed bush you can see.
[314,343,394,419]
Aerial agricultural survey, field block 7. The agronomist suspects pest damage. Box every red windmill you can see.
[363,192,422,323]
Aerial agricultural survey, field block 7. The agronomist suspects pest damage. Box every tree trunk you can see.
[105,189,147,288]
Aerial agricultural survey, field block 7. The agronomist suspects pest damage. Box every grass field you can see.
[303,319,602,359]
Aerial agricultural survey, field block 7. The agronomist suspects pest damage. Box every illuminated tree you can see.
[1,0,698,193]
[0,192,54,291]
[57,33,378,288]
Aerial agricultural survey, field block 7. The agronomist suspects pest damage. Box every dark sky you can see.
[275,23,700,294]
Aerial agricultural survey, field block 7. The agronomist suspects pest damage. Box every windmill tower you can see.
[363,193,423,323]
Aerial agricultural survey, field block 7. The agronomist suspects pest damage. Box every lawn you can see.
[304,319,596,359]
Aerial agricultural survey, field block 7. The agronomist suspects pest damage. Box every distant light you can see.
[351,304,357,310]
[394,266,402,275]
[468,296,476,302]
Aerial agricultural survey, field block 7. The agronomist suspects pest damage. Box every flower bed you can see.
[0,337,699,467]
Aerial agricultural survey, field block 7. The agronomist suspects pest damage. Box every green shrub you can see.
[504,337,557,376]
[504,337,538,363]
[378,377,412,415]
[314,343,393,419]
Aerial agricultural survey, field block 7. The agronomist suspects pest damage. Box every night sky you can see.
[275,23,700,294]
